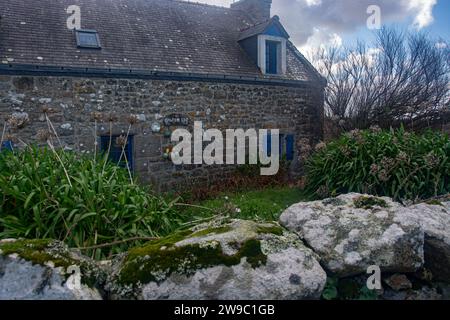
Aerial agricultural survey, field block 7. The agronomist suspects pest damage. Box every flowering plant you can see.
[305,127,449,202]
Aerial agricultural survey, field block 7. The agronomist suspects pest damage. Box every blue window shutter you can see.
[266,132,272,157]
[1,140,13,152]
[269,43,277,74]
[279,134,285,156]
[266,41,278,74]
[286,134,294,161]
[100,136,110,154]
[126,136,134,171]
[100,135,134,171]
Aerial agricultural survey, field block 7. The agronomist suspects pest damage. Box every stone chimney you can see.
[231,0,272,23]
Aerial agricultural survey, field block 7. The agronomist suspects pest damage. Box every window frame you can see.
[75,29,102,49]
[257,35,286,75]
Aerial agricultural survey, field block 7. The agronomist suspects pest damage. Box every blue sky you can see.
[190,0,449,52]
[340,0,450,49]
[422,0,450,39]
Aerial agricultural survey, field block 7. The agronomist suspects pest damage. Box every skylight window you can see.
[75,29,101,49]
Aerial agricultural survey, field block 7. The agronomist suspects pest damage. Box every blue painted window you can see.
[278,133,285,156]
[286,134,295,161]
[265,133,272,156]
[1,140,13,152]
[265,41,278,74]
[76,29,101,49]
[265,133,295,160]
[100,135,134,171]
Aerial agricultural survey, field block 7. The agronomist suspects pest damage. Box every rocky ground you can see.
[0,193,449,300]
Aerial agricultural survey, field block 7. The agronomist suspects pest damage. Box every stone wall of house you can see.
[0,75,324,191]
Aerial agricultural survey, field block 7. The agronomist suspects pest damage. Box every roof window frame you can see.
[75,29,102,49]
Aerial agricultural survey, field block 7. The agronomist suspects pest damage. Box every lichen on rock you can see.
[0,239,105,300]
[109,219,327,300]
[353,195,388,210]
[280,193,425,277]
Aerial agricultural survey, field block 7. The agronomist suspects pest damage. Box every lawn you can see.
[179,186,307,223]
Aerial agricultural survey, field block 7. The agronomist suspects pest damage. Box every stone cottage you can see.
[0,0,325,191]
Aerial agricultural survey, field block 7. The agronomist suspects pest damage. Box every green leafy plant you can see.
[305,127,450,201]
[0,147,182,259]
[322,277,379,300]
[322,277,339,300]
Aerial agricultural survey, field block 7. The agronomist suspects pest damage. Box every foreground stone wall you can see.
[0,75,324,191]
[1,194,449,300]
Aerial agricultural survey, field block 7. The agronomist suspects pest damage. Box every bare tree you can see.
[313,27,449,132]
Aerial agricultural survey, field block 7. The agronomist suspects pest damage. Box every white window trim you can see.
[257,35,287,75]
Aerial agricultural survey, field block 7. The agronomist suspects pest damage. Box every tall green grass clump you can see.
[305,127,449,201]
[0,147,181,259]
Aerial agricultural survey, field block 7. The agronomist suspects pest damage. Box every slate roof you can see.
[0,0,322,83]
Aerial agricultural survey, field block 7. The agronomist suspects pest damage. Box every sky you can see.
[185,0,450,53]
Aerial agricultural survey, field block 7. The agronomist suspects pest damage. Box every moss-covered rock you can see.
[354,196,388,210]
[0,239,106,300]
[108,219,326,300]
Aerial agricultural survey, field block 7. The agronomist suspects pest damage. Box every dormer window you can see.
[76,29,101,49]
[238,16,289,76]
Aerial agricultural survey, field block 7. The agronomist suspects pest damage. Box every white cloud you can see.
[299,28,342,54]
[313,46,382,77]
[272,0,438,49]
[183,0,438,50]
[305,0,322,6]
[408,0,437,29]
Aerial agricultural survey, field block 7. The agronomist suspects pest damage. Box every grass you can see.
[180,186,307,223]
